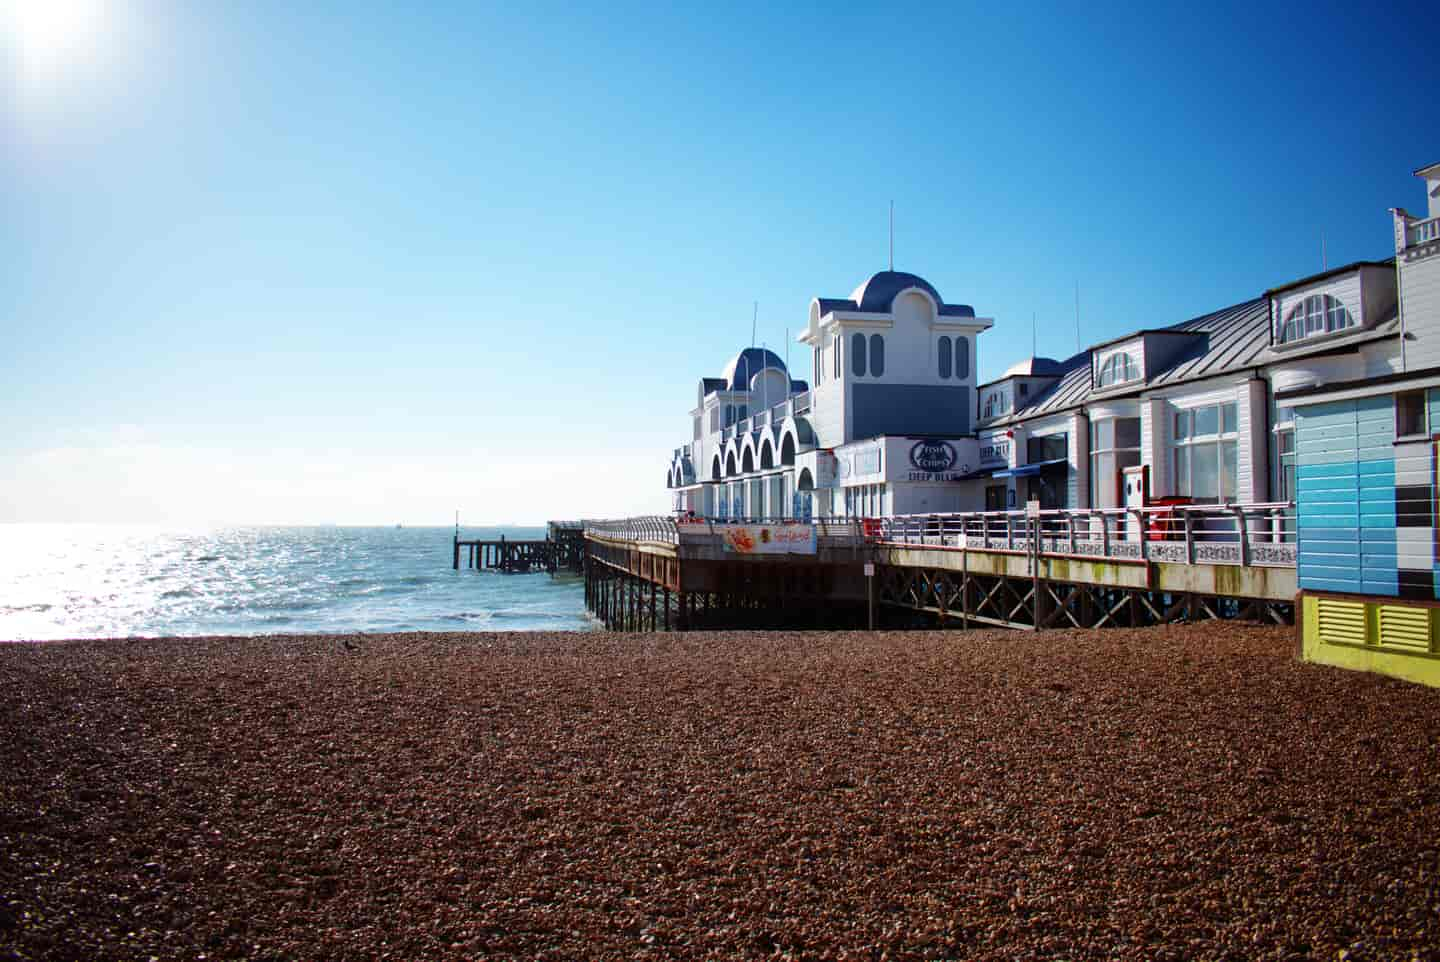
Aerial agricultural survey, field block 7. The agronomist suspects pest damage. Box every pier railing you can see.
[877,502,1297,567]
[585,516,866,547]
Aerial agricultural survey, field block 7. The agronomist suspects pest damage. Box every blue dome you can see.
[722,347,788,391]
[848,271,944,313]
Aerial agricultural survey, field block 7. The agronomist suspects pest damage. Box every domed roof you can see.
[1002,356,1063,378]
[848,271,944,313]
[721,347,788,391]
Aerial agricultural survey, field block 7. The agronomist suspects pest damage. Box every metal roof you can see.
[995,296,1401,427]
[994,297,1279,425]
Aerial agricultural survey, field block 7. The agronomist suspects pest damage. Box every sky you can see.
[3,0,1437,525]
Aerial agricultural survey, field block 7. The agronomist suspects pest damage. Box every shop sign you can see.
[716,524,817,555]
[904,440,969,482]
[979,439,1011,465]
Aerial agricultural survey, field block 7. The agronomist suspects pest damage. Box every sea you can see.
[0,525,593,641]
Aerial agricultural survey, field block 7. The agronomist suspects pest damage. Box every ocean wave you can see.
[1,603,53,613]
[441,611,494,622]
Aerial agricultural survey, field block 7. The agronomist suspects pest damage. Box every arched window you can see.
[1097,352,1139,388]
[1280,294,1354,343]
[851,332,867,377]
[711,456,722,481]
[780,434,796,466]
[955,338,969,378]
[937,336,952,379]
[869,335,884,377]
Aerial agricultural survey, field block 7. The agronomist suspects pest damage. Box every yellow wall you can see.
[1301,593,1440,688]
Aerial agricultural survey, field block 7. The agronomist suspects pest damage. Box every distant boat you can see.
[395,523,403,529]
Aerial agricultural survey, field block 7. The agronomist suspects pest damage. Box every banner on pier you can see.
[717,523,817,556]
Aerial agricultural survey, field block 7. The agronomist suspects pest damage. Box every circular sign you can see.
[909,440,957,473]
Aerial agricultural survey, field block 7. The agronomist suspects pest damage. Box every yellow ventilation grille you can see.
[1377,605,1433,652]
[1316,598,1367,646]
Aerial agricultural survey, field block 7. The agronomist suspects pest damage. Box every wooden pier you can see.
[579,509,1298,633]
[453,522,586,574]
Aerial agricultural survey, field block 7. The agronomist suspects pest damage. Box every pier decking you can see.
[580,504,1297,632]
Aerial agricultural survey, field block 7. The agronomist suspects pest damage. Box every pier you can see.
[580,504,1297,632]
[453,521,585,574]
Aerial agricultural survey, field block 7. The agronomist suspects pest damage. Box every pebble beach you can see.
[3,624,1439,961]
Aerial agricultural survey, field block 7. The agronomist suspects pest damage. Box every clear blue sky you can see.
[3,0,1436,524]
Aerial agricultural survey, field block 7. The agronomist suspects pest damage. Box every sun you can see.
[5,0,107,76]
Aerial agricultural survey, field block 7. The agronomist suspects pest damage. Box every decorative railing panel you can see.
[876,503,1295,569]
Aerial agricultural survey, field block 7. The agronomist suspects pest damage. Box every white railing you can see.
[586,516,866,546]
[1409,216,1440,248]
[586,516,680,545]
[793,391,811,414]
[876,502,1296,568]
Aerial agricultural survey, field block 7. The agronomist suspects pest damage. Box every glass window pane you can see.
[1278,429,1294,455]
[1221,402,1238,434]
[1095,419,1114,450]
[870,335,885,377]
[1193,442,1220,499]
[938,336,951,379]
[1100,452,1116,507]
[955,338,968,379]
[1194,405,1219,437]
[1397,390,1426,436]
[1175,447,1190,496]
[1116,417,1141,449]
[1175,410,1190,440]
[851,333,867,377]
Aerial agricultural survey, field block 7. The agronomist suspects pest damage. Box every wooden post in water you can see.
[453,536,460,571]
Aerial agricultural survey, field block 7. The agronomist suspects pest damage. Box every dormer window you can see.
[1097,352,1140,388]
[982,390,1009,420]
[1279,294,1354,343]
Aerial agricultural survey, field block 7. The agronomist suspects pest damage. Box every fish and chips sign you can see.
[717,523,817,556]
[906,440,968,482]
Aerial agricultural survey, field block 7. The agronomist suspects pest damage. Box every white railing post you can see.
[1234,506,1249,566]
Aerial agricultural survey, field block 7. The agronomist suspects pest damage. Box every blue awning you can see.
[992,457,1069,479]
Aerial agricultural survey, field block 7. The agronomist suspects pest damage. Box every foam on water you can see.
[0,524,592,640]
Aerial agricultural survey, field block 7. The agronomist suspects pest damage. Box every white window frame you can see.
[1396,389,1429,441]
[1172,401,1239,503]
[1096,352,1140,388]
[1089,416,1142,508]
[1278,293,1355,343]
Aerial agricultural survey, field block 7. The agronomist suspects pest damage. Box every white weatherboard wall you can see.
[1244,379,1269,503]
[1142,398,1169,497]
[1401,255,1440,372]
